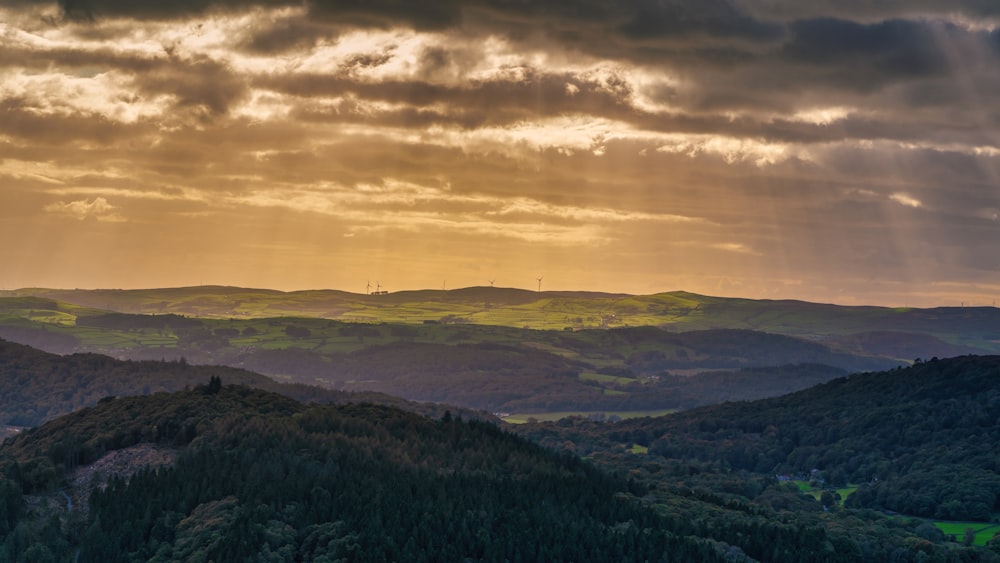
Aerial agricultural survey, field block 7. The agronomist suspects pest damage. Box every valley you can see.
[1,288,999,560]
[3,287,998,418]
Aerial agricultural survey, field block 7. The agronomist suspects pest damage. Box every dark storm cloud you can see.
[732,0,1000,21]
[238,15,334,54]
[50,0,282,21]
[782,18,949,80]
[259,67,634,125]
[0,98,131,145]
[40,0,462,29]
[620,0,783,42]
[132,55,248,117]
[306,0,461,30]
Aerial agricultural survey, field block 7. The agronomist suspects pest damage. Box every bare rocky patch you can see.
[67,443,178,514]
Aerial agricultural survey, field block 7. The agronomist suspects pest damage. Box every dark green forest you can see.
[1,386,736,562]
[2,373,1000,561]
[2,339,1000,560]
[518,356,1000,523]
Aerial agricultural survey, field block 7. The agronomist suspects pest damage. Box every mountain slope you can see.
[5,379,998,561]
[0,386,733,562]
[0,338,488,428]
[523,355,1000,521]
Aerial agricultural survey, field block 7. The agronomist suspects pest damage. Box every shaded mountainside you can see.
[519,355,1000,522]
[3,383,998,561]
[0,337,851,432]
[0,386,737,562]
[1,300,900,414]
[0,339,489,428]
[823,330,985,361]
[0,324,887,416]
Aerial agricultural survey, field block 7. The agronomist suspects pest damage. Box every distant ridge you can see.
[5,286,998,354]
[0,338,492,428]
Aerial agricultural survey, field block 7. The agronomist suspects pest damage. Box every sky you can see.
[1,0,999,307]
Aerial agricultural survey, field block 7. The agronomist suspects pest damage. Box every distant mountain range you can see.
[4,286,999,353]
[1,286,996,416]
[0,339,490,430]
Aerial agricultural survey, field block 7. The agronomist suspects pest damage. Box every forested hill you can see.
[529,355,1000,521]
[0,338,488,428]
[0,386,735,562]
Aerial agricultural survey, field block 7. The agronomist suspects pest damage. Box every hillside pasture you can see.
[933,521,1000,547]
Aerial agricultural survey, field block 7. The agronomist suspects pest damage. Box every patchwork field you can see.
[2,287,998,416]
[4,286,999,354]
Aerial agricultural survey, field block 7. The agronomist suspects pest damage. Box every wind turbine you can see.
[376,281,382,294]
[536,276,543,292]
[366,280,372,295]
[488,279,495,287]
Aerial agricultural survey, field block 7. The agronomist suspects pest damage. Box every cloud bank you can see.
[0,0,998,305]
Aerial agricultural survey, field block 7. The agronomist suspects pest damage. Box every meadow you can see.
[932,521,1000,547]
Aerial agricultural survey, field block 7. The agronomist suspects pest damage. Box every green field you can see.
[793,481,858,507]
[933,521,1000,547]
[579,371,635,384]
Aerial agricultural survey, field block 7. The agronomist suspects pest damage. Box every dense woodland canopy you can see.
[1,333,1000,560]
[0,386,736,562]
[518,356,1000,523]
[0,369,998,561]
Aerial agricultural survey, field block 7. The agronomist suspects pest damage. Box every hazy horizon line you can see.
[3,284,997,310]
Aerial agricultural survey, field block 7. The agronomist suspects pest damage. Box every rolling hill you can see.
[0,339,489,429]
[5,286,999,354]
[0,386,735,562]
[3,372,997,561]
[0,324,883,417]
[518,355,1000,523]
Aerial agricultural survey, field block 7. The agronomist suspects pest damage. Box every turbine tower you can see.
[489,279,495,287]
[366,280,372,295]
[536,276,543,292]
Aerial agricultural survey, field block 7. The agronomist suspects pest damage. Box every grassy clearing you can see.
[579,371,633,384]
[932,521,1000,547]
[503,409,677,424]
[630,444,649,454]
[792,481,857,507]
[836,485,858,500]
